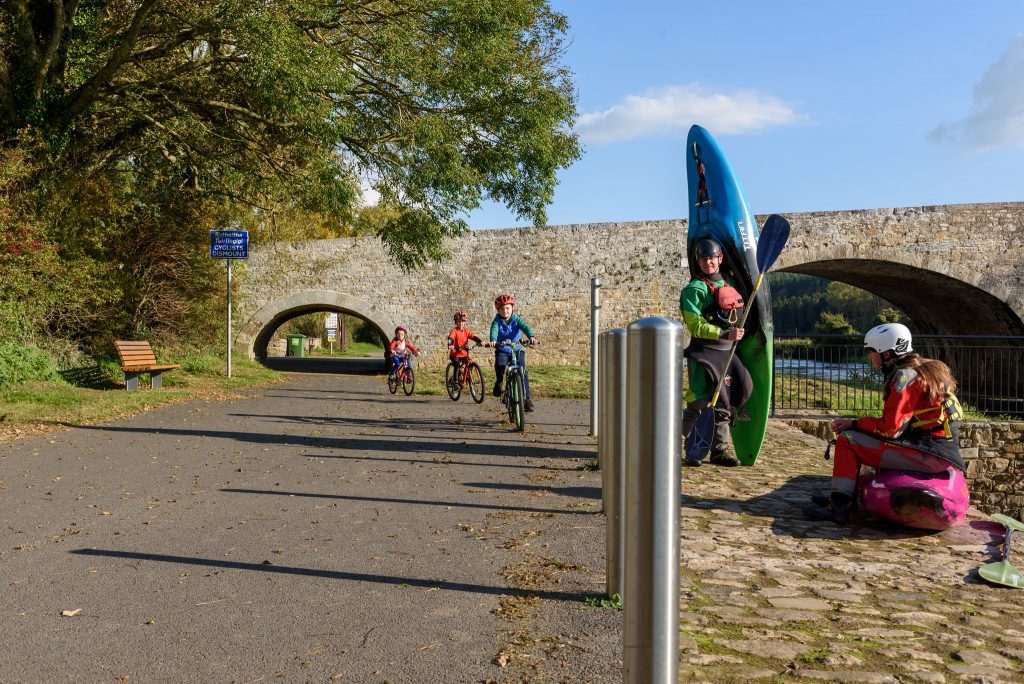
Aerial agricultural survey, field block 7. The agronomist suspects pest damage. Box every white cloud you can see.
[359,178,381,207]
[575,84,801,146]
[930,34,1024,150]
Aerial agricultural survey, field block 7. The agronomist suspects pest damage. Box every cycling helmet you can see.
[694,238,723,259]
[453,310,468,323]
[494,293,515,309]
[864,323,913,355]
[395,324,408,335]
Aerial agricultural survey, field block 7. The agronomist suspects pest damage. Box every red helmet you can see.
[494,293,515,309]
[395,325,408,335]
[453,310,468,323]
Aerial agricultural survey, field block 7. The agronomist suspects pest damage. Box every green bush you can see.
[174,349,224,375]
[0,342,63,388]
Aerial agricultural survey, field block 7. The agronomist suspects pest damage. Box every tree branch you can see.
[33,1,67,100]
[62,0,158,120]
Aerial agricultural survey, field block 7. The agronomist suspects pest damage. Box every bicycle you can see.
[387,352,416,396]
[445,343,485,403]
[496,340,531,432]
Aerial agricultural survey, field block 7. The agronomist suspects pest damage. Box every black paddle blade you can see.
[685,408,715,463]
[755,214,791,273]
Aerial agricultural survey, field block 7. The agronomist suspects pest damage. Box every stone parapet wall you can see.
[783,418,1024,521]
[236,201,1024,366]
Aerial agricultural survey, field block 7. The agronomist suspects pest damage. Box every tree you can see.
[1,1,579,266]
[814,311,856,335]
[0,1,580,349]
[873,307,902,327]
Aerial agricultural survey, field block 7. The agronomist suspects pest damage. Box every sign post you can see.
[325,313,339,355]
[210,230,249,377]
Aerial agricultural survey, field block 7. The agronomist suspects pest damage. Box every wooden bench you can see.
[114,341,181,391]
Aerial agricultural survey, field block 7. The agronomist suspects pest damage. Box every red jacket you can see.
[858,368,950,440]
[447,327,481,359]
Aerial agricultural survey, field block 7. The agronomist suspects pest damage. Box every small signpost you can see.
[325,313,338,354]
[210,230,249,377]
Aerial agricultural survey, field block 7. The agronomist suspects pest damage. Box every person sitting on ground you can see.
[804,323,967,524]
[447,310,483,373]
[387,325,420,378]
[484,293,538,412]
[680,237,752,467]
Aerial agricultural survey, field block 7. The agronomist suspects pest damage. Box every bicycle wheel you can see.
[467,363,484,404]
[445,362,461,401]
[387,368,399,394]
[508,370,525,431]
[402,364,416,395]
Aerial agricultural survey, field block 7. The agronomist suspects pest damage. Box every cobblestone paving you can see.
[501,418,1024,684]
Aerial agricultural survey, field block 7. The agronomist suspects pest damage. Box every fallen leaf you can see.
[61,609,82,617]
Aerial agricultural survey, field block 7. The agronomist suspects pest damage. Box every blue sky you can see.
[465,1,1024,229]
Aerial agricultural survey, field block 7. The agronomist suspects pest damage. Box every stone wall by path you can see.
[784,418,1024,520]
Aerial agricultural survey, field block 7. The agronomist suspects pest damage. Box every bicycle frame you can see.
[498,341,529,431]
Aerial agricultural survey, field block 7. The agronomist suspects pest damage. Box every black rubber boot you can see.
[709,452,739,467]
[492,382,502,397]
[803,493,852,523]
[810,493,858,511]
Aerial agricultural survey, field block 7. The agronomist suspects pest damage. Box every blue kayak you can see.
[684,124,773,465]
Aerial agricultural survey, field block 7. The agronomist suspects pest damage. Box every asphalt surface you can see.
[0,371,601,683]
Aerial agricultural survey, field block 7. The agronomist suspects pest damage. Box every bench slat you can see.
[114,341,180,389]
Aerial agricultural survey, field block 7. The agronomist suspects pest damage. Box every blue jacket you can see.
[489,313,535,346]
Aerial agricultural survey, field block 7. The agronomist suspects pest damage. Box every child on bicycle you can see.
[388,325,420,378]
[447,311,483,373]
[484,293,538,412]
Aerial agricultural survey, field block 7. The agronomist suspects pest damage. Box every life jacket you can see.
[700,277,745,327]
[908,388,963,439]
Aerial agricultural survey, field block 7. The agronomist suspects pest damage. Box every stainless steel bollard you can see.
[590,276,601,437]
[623,316,683,684]
[599,328,627,599]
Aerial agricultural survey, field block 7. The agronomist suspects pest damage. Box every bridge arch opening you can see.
[777,257,1024,414]
[237,290,399,364]
[778,258,1024,337]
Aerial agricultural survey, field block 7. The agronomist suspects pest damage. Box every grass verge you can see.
[0,359,282,439]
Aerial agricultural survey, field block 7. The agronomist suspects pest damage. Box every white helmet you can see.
[864,323,913,355]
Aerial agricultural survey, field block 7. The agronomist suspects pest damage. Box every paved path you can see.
[1,373,1023,683]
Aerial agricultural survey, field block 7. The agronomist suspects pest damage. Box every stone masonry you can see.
[236,201,1024,366]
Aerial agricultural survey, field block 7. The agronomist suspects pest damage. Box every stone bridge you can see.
[237,202,1024,367]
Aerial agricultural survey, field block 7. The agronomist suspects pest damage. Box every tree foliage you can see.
[772,273,908,335]
[2,0,578,262]
[0,1,580,351]
[814,311,856,335]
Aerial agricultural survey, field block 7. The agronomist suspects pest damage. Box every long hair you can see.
[884,353,957,403]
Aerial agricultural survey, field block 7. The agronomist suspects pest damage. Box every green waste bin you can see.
[286,334,306,357]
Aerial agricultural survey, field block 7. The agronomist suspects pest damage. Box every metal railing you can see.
[772,334,1024,417]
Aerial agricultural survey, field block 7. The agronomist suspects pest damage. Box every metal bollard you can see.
[590,276,601,437]
[599,328,627,599]
[623,316,683,684]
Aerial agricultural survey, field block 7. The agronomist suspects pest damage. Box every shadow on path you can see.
[300,452,581,471]
[71,424,593,460]
[71,549,586,602]
[463,482,601,500]
[220,487,596,516]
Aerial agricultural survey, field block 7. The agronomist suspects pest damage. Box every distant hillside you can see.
[770,273,906,336]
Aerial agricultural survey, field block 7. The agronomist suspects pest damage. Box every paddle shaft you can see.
[1004,526,1014,562]
[708,271,765,407]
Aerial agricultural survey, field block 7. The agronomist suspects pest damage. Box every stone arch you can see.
[237,290,398,360]
[775,247,1024,336]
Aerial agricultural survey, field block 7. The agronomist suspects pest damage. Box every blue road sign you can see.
[210,230,249,259]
